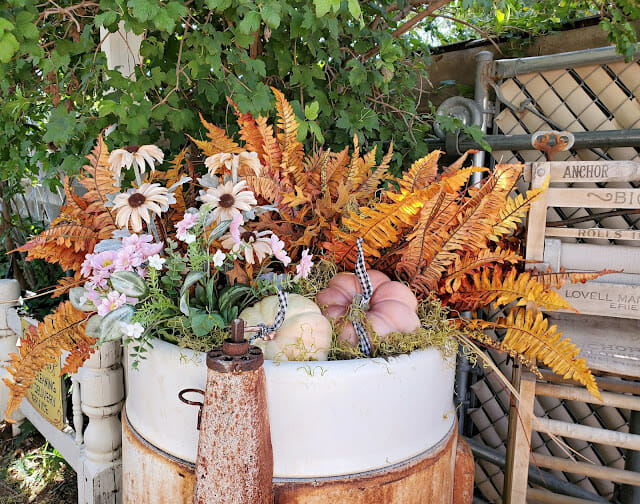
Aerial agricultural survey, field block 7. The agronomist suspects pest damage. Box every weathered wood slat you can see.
[545,227,640,241]
[531,453,640,486]
[532,417,640,450]
[527,488,598,504]
[535,382,640,411]
[546,187,640,208]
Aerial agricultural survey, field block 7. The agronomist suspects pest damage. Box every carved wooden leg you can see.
[79,340,124,503]
[0,279,24,435]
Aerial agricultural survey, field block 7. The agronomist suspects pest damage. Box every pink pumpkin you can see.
[315,270,420,348]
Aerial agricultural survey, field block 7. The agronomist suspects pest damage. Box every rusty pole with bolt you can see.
[193,318,274,504]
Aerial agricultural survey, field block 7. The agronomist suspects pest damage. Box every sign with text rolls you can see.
[22,319,66,430]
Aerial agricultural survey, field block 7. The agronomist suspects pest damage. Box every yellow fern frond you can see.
[3,302,95,420]
[448,267,577,312]
[489,176,549,241]
[468,308,600,399]
[333,188,429,263]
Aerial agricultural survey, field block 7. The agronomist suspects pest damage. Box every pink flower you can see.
[97,291,127,317]
[270,235,291,266]
[115,246,142,271]
[229,213,244,245]
[176,212,198,241]
[294,249,313,280]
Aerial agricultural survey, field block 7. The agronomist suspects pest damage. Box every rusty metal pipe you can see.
[193,318,274,504]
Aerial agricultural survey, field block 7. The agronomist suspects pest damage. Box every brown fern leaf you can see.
[345,134,361,185]
[256,115,282,177]
[3,302,95,419]
[489,176,549,241]
[440,149,478,178]
[17,213,112,272]
[468,308,600,399]
[326,147,351,198]
[396,188,457,284]
[530,266,621,289]
[271,87,305,185]
[442,166,488,193]
[79,136,118,223]
[350,146,377,189]
[51,275,83,298]
[228,97,267,161]
[245,176,281,206]
[63,177,87,213]
[397,150,441,193]
[440,248,523,293]
[417,171,512,290]
[356,142,394,201]
[192,113,242,156]
[448,266,577,313]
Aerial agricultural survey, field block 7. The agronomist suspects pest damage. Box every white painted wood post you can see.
[100,23,143,81]
[0,279,25,433]
[78,339,124,503]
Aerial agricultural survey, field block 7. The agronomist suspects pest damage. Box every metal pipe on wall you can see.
[429,129,640,154]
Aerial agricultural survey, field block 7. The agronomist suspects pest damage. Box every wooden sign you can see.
[22,320,66,430]
[531,161,640,183]
[545,227,640,241]
[557,282,640,320]
[549,313,640,378]
[546,188,640,209]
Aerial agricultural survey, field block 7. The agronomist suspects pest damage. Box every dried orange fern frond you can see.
[334,188,430,263]
[78,137,118,223]
[467,308,600,399]
[448,266,577,313]
[3,302,95,420]
[397,150,441,193]
[396,188,458,285]
[255,115,282,176]
[271,87,305,185]
[530,266,622,289]
[228,97,267,162]
[440,248,523,294]
[489,176,549,241]
[356,142,394,201]
[191,113,242,156]
[17,213,113,272]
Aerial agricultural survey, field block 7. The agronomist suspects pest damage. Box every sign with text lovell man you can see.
[22,319,66,430]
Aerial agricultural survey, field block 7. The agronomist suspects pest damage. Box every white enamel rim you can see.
[125,338,456,478]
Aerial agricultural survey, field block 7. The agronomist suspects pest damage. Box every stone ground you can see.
[0,421,76,504]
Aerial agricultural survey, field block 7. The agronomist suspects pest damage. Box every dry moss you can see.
[328,296,459,361]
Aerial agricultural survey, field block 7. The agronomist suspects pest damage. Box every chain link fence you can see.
[468,48,640,503]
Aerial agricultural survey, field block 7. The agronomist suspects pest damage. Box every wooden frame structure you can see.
[504,160,640,503]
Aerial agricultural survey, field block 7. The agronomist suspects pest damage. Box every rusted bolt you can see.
[207,318,264,373]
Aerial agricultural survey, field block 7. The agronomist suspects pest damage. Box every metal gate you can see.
[447,46,640,503]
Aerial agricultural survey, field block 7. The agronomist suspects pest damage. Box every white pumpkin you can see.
[240,294,332,361]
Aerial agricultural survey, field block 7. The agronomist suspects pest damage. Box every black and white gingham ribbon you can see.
[352,238,373,356]
[250,288,288,342]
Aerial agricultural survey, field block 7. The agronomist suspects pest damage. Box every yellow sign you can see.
[22,320,65,430]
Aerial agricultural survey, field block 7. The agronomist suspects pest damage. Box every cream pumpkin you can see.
[315,270,420,348]
[240,293,332,361]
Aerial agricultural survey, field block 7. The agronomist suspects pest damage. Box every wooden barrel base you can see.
[123,406,462,504]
